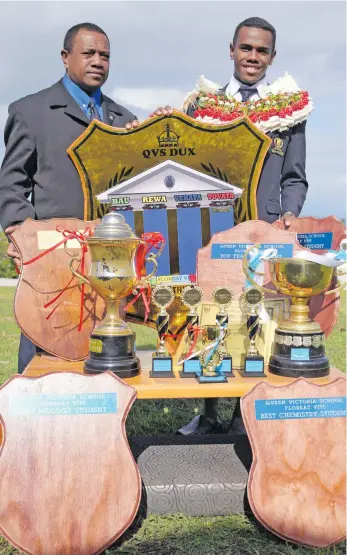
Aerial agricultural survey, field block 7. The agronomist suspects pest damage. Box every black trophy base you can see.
[150,355,174,378]
[180,357,201,378]
[241,356,266,378]
[84,333,140,378]
[269,330,330,378]
[269,354,330,378]
[220,356,234,377]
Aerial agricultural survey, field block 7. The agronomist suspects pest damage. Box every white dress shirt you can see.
[225,74,269,101]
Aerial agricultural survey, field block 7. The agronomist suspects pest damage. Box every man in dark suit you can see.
[0,22,139,373]
[155,17,309,435]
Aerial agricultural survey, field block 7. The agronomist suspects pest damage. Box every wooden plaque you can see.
[0,371,140,555]
[10,218,105,361]
[241,377,346,547]
[196,220,338,338]
[273,216,346,337]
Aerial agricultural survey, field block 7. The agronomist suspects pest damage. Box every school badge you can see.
[271,137,285,156]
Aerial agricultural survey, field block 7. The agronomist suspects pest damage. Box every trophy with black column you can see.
[180,285,204,377]
[150,285,175,377]
[212,287,234,377]
[240,287,266,377]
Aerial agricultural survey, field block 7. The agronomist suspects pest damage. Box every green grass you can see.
[0,287,345,555]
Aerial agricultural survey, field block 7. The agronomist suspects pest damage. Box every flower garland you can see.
[181,73,313,134]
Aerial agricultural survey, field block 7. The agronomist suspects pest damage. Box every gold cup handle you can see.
[144,253,158,280]
[324,267,347,296]
[242,244,277,295]
[68,257,91,286]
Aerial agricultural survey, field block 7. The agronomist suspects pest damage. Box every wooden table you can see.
[24,352,345,399]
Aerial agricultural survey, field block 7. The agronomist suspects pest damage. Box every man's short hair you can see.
[63,22,109,52]
[232,17,276,51]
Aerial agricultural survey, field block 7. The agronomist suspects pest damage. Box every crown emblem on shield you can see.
[157,123,180,147]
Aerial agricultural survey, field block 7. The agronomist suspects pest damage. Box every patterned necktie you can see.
[88,98,101,121]
[238,84,258,102]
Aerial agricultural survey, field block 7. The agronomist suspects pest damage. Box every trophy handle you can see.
[242,244,277,295]
[324,267,347,296]
[68,258,91,286]
[144,253,158,280]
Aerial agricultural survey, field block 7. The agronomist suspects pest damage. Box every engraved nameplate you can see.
[10,393,117,416]
[255,397,347,420]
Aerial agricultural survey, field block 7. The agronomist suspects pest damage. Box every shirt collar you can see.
[226,74,269,99]
[62,73,102,110]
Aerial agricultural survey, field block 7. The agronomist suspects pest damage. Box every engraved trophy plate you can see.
[150,285,175,377]
[241,287,266,377]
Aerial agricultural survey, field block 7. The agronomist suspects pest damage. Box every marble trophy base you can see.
[269,330,330,378]
[84,332,140,377]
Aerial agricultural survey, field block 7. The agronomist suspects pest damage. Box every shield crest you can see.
[68,111,271,223]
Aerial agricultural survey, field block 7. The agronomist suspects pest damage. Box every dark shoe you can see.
[177,414,224,435]
[228,415,247,437]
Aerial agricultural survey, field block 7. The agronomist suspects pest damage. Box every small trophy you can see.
[241,287,266,377]
[197,341,227,384]
[212,287,234,377]
[150,285,175,377]
[180,285,204,377]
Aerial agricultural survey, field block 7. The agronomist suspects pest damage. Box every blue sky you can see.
[0,0,345,219]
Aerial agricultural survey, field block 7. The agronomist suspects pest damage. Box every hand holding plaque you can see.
[241,287,266,376]
[212,287,234,377]
[180,285,204,377]
[150,285,175,377]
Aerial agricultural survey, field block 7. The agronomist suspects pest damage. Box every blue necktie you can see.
[88,98,101,121]
[238,84,258,102]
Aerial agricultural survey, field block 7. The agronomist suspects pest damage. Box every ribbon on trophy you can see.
[126,231,166,322]
[244,246,278,323]
[22,226,93,331]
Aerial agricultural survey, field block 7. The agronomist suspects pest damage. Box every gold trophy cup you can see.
[243,248,335,378]
[70,212,161,377]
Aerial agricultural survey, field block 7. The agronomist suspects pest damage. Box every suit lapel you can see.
[49,79,90,125]
[102,95,131,128]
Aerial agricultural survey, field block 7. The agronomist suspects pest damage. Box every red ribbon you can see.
[141,232,165,256]
[185,324,207,360]
[124,283,152,322]
[22,226,92,331]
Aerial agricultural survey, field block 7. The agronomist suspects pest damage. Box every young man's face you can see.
[230,26,276,84]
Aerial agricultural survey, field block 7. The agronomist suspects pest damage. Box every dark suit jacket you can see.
[188,88,308,224]
[0,79,137,230]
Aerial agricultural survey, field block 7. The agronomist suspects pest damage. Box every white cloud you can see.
[111,87,187,111]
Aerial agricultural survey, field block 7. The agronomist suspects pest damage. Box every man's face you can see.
[61,29,110,92]
[230,26,276,84]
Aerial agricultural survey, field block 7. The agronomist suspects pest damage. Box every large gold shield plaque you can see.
[68,111,271,223]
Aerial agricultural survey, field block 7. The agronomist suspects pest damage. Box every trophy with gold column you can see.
[240,287,266,377]
[212,287,234,377]
[70,211,162,377]
[180,285,204,377]
[150,285,175,377]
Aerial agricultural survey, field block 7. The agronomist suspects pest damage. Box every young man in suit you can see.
[0,22,139,373]
[154,16,309,435]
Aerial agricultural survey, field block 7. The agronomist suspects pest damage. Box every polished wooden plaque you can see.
[242,377,346,547]
[68,112,271,223]
[0,371,140,555]
[11,218,105,361]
